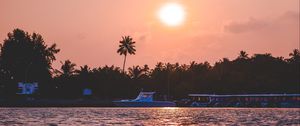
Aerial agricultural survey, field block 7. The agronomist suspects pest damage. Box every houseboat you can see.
[113,92,176,107]
[188,94,300,107]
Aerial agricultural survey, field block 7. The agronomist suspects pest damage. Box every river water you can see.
[0,108,299,125]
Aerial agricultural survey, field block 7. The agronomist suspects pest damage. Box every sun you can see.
[158,3,185,26]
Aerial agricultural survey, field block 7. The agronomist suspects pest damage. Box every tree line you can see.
[0,29,299,100]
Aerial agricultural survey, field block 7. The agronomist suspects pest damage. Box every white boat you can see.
[113,92,176,107]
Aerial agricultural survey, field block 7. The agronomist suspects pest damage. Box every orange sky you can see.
[0,0,299,69]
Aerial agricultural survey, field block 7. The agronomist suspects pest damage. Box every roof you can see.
[188,94,300,97]
[140,92,156,95]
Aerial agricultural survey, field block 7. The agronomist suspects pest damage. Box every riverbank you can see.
[1,99,299,107]
[0,99,113,107]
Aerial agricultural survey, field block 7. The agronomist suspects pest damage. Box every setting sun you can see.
[158,3,185,26]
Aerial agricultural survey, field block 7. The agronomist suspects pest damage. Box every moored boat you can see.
[187,94,300,107]
[113,92,176,107]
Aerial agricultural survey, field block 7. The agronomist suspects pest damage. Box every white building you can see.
[16,82,38,95]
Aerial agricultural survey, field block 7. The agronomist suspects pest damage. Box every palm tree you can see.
[117,36,136,73]
[288,49,300,63]
[55,60,76,77]
[238,50,249,59]
[75,65,90,76]
[128,66,144,79]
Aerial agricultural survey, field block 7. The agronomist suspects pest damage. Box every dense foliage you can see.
[0,29,59,98]
[0,29,299,100]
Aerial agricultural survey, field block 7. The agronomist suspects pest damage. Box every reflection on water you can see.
[0,108,299,125]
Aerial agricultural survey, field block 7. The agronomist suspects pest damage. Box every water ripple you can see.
[0,108,299,125]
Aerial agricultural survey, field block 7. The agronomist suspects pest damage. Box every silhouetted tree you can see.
[76,65,91,75]
[55,60,77,77]
[286,49,300,92]
[128,66,145,80]
[117,36,136,73]
[53,60,81,98]
[238,50,249,59]
[1,29,299,100]
[288,49,300,63]
[128,65,151,92]
[76,65,92,93]
[0,29,59,97]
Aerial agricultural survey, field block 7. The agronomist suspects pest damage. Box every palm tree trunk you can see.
[122,54,127,73]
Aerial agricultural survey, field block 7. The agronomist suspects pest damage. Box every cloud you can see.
[182,11,299,63]
[224,18,268,34]
[137,32,152,43]
[138,34,147,41]
[279,11,300,21]
[132,27,152,44]
[224,11,299,34]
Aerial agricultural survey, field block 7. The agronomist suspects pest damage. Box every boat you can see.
[113,92,176,107]
[187,94,300,107]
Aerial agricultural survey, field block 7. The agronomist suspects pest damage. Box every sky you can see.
[0,0,299,69]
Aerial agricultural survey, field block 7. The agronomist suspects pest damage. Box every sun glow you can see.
[158,3,185,26]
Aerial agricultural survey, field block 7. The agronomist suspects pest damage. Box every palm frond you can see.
[117,36,136,56]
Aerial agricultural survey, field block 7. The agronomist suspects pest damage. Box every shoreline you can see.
[0,99,113,107]
[1,100,299,108]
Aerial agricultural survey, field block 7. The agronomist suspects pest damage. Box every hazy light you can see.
[162,107,179,110]
[158,3,185,26]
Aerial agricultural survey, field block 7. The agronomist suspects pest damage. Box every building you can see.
[83,88,92,96]
[16,82,38,95]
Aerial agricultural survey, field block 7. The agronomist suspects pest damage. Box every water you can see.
[0,108,299,126]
